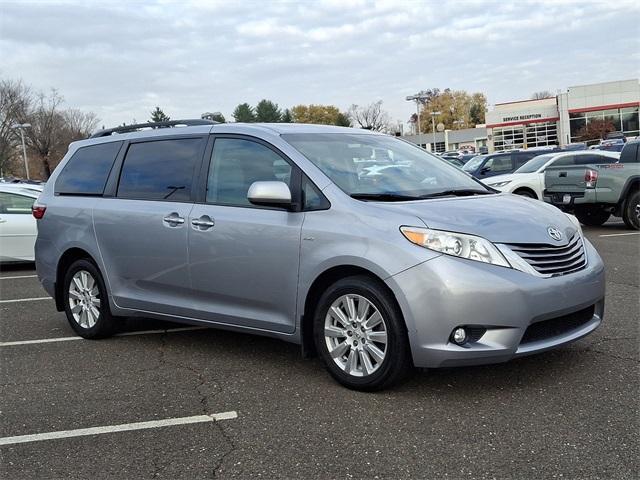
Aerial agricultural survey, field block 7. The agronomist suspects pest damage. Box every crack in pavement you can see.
[156,339,237,479]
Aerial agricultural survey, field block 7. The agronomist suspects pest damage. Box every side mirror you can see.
[247,181,292,208]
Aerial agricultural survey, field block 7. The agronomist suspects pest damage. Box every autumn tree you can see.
[531,90,554,100]
[577,119,616,142]
[348,101,390,131]
[232,103,256,122]
[416,88,487,132]
[150,107,170,122]
[255,99,282,122]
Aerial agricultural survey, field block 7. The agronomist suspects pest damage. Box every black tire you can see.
[313,275,412,391]
[575,207,610,227]
[63,259,116,339]
[622,190,640,230]
[513,189,537,199]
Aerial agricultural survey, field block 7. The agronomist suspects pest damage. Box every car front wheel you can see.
[313,276,412,391]
[63,259,116,339]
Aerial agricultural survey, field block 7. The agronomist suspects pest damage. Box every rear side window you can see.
[620,143,639,163]
[117,138,204,202]
[0,192,35,214]
[55,141,122,195]
[484,155,512,173]
[514,153,536,168]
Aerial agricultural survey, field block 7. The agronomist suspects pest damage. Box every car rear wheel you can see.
[622,190,640,230]
[313,275,412,391]
[63,259,116,339]
[575,207,610,226]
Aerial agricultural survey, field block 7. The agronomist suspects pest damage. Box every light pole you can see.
[11,123,31,180]
[406,91,431,135]
[431,111,441,153]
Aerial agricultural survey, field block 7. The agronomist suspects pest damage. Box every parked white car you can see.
[0,183,43,262]
[482,150,620,200]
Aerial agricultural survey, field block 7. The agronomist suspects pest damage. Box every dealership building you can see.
[404,79,639,153]
[485,79,639,151]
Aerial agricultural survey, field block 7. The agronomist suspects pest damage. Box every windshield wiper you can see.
[350,193,421,201]
[420,189,493,198]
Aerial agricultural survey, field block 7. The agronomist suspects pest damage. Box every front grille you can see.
[520,305,595,344]
[506,233,587,276]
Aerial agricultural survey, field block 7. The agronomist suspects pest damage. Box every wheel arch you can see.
[54,247,99,311]
[512,186,538,199]
[300,264,404,358]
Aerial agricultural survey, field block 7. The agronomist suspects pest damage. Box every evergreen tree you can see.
[335,112,351,127]
[255,99,282,123]
[232,103,255,122]
[282,108,293,123]
[150,106,170,122]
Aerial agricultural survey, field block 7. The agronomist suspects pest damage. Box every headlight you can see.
[400,226,511,267]
[487,180,511,188]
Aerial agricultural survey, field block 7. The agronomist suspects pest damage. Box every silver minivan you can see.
[34,121,605,390]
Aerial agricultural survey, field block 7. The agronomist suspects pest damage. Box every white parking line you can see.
[599,232,640,237]
[0,275,38,280]
[0,411,238,446]
[0,297,50,304]
[0,326,208,347]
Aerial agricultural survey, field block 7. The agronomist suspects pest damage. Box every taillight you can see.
[584,169,598,188]
[32,203,46,219]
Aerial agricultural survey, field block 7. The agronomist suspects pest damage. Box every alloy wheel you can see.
[68,270,101,329]
[324,294,388,377]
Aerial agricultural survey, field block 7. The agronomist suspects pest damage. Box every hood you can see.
[373,193,578,244]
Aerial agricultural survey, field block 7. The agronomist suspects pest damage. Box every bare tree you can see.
[62,108,100,140]
[21,89,66,178]
[348,100,391,132]
[531,90,554,100]
[0,79,32,175]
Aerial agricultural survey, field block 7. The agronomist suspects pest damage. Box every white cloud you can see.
[0,0,637,126]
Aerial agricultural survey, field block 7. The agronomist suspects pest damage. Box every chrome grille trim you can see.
[502,233,587,277]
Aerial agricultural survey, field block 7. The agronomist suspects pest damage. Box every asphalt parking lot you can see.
[1,223,638,480]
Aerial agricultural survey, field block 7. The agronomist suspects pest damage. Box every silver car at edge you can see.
[34,121,605,390]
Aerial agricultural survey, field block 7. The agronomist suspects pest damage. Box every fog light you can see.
[452,327,467,345]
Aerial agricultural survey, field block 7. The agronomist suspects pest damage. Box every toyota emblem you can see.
[547,226,563,241]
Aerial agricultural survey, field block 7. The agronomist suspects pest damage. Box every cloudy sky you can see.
[1,0,638,128]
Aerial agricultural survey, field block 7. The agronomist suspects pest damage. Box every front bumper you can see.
[385,239,605,368]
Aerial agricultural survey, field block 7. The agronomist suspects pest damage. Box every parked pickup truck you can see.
[544,139,640,230]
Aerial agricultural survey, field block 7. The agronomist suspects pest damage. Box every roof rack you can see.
[89,119,219,138]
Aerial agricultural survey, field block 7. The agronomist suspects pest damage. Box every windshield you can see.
[514,154,554,173]
[462,155,485,172]
[282,133,488,198]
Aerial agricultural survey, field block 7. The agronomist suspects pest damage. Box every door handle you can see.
[163,213,185,226]
[559,172,567,177]
[191,215,215,229]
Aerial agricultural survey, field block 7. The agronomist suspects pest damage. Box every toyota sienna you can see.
[34,120,605,390]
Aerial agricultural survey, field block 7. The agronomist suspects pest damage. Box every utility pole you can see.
[11,123,31,180]
[431,112,441,153]
[406,91,431,136]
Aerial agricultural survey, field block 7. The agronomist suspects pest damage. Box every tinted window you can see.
[56,141,122,195]
[575,154,617,165]
[514,152,537,168]
[0,192,35,214]
[462,155,485,172]
[620,143,639,163]
[117,138,203,201]
[207,138,292,206]
[553,155,576,167]
[483,155,512,173]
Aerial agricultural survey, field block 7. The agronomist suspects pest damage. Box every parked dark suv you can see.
[462,150,546,179]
